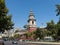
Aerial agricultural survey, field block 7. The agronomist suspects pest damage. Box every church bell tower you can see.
[28,10,36,32]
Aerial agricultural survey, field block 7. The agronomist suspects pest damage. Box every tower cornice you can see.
[28,19,36,22]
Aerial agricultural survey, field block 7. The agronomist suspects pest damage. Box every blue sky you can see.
[5,0,60,28]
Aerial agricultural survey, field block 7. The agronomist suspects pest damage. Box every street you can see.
[4,41,31,45]
[4,41,60,45]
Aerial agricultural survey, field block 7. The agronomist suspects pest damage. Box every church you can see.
[20,10,37,40]
[9,10,37,40]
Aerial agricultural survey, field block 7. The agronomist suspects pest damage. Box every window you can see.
[32,21,34,24]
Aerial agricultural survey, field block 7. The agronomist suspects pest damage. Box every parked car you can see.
[3,37,8,41]
[19,39,23,42]
[12,40,18,44]
[44,36,54,42]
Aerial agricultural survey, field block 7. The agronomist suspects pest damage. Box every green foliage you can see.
[0,0,14,32]
[56,20,60,36]
[9,36,14,40]
[55,6,60,38]
[24,25,29,30]
[34,28,44,39]
[46,20,55,30]
[46,20,58,40]
[56,4,60,16]
[14,34,20,39]
[26,32,32,37]
[44,5,60,41]
[25,31,35,37]
[56,4,60,20]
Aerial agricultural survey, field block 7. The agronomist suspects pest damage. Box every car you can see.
[12,40,18,44]
[3,38,8,41]
[19,39,23,42]
[3,37,8,41]
[44,36,54,42]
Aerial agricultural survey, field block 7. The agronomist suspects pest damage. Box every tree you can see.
[26,32,32,37]
[55,23,60,41]
[46,20,55,30]
[46,20,58,40]
[56,20,60,36]
[56,4,60,16]
[56,4,60,21]
[24,24,29,30]
[0,0,14,33]
[34,28,44,40]
[55,4,60,41]
[9,36,14,40]
[14,34,20,39]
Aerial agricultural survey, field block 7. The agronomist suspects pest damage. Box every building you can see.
[8,10,37,40]
[15,10,37,40]
[27,10,37,32]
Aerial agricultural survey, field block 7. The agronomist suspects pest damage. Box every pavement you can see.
[4,41,60,45]
[26,41,60,44]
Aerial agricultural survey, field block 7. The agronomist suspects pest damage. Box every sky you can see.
[5,0,60,28]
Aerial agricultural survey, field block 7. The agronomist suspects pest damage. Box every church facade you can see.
[13,10,37,40]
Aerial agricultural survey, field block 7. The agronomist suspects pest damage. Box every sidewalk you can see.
[26,41,60,44]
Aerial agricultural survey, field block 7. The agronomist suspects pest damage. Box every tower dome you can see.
[27,10,36,32]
